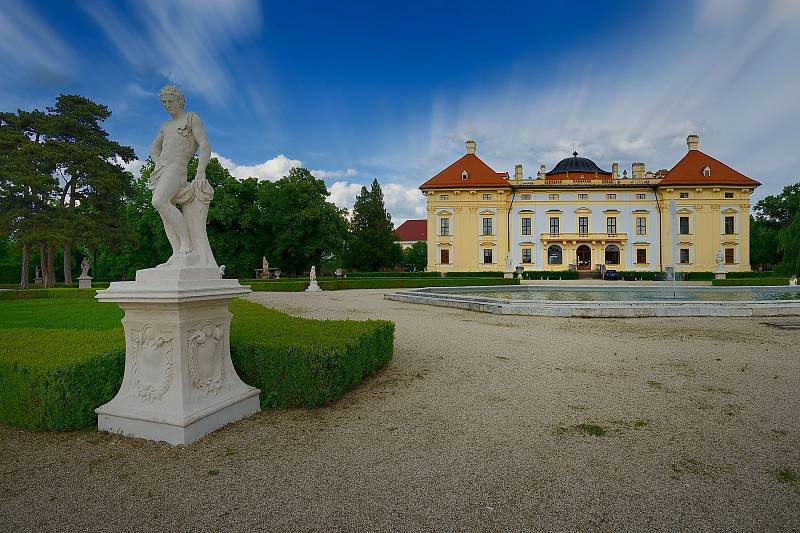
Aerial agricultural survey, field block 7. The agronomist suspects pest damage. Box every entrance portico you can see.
[576,245,591,270]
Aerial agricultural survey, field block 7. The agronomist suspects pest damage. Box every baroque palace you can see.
[420,135,760,273]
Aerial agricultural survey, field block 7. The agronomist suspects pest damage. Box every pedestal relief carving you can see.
[130,324,174,402]
[187,320,225,393]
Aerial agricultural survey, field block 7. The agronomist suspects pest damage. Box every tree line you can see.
[750,183,800,275]
[0,94,426,286]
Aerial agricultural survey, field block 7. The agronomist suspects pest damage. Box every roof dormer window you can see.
[702,166,711,177]
[461,170,468,180]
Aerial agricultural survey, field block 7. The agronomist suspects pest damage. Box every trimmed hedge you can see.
[617,271,666,281]
[726,271,776,279]
[247,280,309,292]
[522,270,580,280]
[229,299,394,408]
[340,271,440,278]
[0,297,395,429]
[712,277,789,286]
[683,271,715,281]
[0,328,125,430]
[443,271,505,278]
[317,277,518,290]
[0,288,98,300]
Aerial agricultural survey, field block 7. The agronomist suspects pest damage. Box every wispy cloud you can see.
[82,0,261,100]
[0,1,75,84]
[212,153,302,181]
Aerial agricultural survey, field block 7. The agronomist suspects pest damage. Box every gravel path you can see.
[1,289,799,531]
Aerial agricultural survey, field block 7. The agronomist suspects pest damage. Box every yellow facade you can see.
[423,138,757,274]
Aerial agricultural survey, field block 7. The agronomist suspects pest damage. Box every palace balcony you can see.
[540,232,628,243]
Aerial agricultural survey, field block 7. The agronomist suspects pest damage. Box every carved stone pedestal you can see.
[305,280,322,292]
[714,266,727,280]
[78,274,93,288]
[95,267,260,445]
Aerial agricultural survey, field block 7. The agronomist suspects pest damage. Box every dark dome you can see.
[547,151,610,175]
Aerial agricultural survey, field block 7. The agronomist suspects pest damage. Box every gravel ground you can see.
[1,288,799,532]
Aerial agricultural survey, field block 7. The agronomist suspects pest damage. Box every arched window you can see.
[548,245,563,265]
[605,244,620,265]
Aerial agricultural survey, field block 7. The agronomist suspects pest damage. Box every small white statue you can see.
[219,265,226,277]
[35,266,40,279]
[262,256,269,271]
[148,84,216,270]
[715,248,724,267]
[790,274,798,286]
[305,266,321,292]
[505,253,513,270]
[81,257,90,276]
[310,266,317,283]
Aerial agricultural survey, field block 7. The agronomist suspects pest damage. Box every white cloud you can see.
[113,156,145,178]
[311,168,358,180]
[212,152,302,181]
[0,1,75,83]
[328,181,425,226]
[82,0,261,99]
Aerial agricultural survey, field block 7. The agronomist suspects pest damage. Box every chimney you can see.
[539,164,546,179]
[632,162,645,180]
[612,162,619,179]
[514,164,523,181]
[687,134,699,151]
[465,140,477,155]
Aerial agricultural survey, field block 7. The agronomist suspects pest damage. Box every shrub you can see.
[443,271,505,278]
[247,280,309,292]
[317,277,518,290]
[229,299,394,408]
[0,288,98,300]
[616,271,666,281]
[522,270,580,280]
[0,298,395,429]
[0,328,125,430]
[712,277,789,286]
[726,271,776,279]
[683,271,715,281]
[341,271,440,278]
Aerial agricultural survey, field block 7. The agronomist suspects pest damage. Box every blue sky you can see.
[2,0,799,223]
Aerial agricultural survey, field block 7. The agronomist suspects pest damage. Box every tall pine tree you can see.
[345,179,402,271]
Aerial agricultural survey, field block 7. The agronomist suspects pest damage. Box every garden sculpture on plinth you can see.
[78,257,93,288]
[95,85,260,445]
[714,248,726,280]
[306,265,322,292]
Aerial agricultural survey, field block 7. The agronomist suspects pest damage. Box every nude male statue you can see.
[149,85,211,267]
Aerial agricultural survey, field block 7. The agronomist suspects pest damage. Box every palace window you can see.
[703,166,711,177]
[520,194,531,200]
[636,217,647,235]
[522,249,532,264]
[482,193,492,200]
[548,245,563,265]
[607,217,617,234]
[440,249,449,265]
[578,193,589,200]
[521,217,531,236]
[548,193,560,200]
[724,192,734,199]
[605,244,620,265]
[636,193,646,200]
[578,217,589,234]
[725,248,735,264]
[680,192,689,199]
[440,194,449,200]
[482,217,493,236]
[724,216,735,234]
[679,248,690,264]
[636,248,647,264]
[549,217,559,234]
[679,216,690,235]
[606,193,617,200]
[440,218,449,236]
[483,248,493,264]
[461,170,468,180]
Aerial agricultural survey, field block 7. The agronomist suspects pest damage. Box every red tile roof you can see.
[394,219,427,242]
[420,153,510,189]
[660,150,760,187]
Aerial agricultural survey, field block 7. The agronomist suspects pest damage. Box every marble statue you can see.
[148,85,217,270]
[503,253,514,278]
[219,265,226,277]
[81,257,90,276]
[305,266,321,292]
[714,248,726,280]
[715,248,724,267]
[262,256,269,271]
[790,274,798,286]
[34,266,40,279]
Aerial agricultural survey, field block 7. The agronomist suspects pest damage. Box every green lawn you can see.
[0,298,123,330]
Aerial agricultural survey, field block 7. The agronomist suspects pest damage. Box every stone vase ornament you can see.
[305,265,322,292]
[95,85,260,445]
